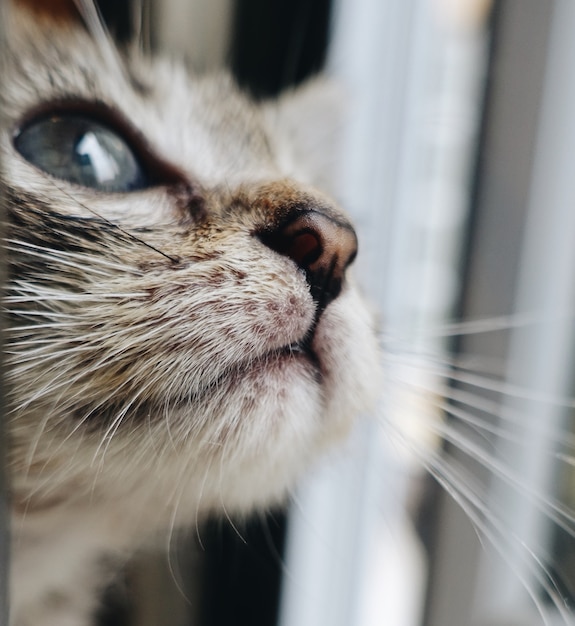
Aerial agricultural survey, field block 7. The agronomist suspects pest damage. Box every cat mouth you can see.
[269,300,331,379]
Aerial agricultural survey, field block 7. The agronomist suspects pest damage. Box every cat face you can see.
[1,6,380,525]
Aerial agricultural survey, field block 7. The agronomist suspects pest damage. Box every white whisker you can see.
[386,418,573,624]
[386,350,575,407]
[386,310,573,341]
[72,0,126,81]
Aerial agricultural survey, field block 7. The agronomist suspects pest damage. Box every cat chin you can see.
[180,293,377,515]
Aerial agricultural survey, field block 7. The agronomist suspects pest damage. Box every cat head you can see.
[2,2,380,526]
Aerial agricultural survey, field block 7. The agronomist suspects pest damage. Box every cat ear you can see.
[265,78,347,197]
[17,0,81,22]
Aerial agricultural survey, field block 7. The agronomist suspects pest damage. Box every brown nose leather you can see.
[259,209,358,311]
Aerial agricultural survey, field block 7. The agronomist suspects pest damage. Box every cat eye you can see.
[14,114,148,192]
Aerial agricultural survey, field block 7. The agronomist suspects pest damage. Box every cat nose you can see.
[259,208,358,311]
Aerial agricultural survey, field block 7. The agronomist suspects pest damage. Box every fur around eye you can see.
[14,114,148,192]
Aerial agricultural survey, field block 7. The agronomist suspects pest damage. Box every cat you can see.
[0,1,381,624]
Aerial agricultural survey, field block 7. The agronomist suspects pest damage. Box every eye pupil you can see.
[14,114,148,193]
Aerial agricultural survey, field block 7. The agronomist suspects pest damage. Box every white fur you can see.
[2,5,381,624]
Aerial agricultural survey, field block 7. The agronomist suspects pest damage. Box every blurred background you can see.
[7,1,575,625]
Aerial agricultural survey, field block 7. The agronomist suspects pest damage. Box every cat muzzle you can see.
[258,208,358,313]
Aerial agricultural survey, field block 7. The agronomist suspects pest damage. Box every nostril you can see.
[266,228,323,268]
[258,209,358,311]
[288,231,323,267]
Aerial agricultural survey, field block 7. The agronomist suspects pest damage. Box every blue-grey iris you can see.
[15,114,147,192]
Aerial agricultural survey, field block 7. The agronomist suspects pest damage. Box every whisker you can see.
[164,463,199,607]
[72,0,127,82]
[387,367,575,455]
[45,177,181,264]
[440,420,574,534]
[386,310,573,341]
[5,239,141,275]
[193,462,215,553]
[385,351,575,408]
[219,498,247,547]
[442,387,575,457]
[382,383,575,558]
[384,346,507,378]
[386,420,573,624]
